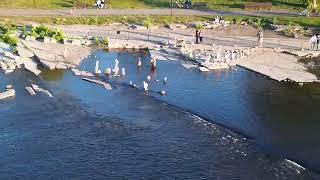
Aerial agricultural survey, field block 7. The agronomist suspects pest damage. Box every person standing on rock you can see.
[195,30,199,44]
[199,30,203,44]
[257,30,263,48]
[310,34,317,50]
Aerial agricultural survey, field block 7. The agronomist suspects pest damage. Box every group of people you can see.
[95,0,105,9]
[214,16,225,25]
[195,30,204,44]
[310,34,320,50]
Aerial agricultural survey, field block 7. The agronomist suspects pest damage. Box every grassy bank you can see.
[0,0,94,9]
[109,0,310,11]
[1,15,319,28]
[0,0,313,11]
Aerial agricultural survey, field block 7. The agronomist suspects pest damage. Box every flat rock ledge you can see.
[22,40,91,70]
[237,51,319,83]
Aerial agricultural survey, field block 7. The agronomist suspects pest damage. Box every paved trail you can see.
[0,8,297,17]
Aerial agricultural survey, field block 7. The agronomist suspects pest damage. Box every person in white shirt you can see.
[310,35,317,50]
[257,30,263,48]
[317,33,320,50]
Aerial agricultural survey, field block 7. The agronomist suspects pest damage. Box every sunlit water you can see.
[0,50,319,179]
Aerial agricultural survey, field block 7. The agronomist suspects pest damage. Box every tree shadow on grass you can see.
[53,0,74,8]
[272,0,306,8]
[140,0,171,8]
[214,3,245,9]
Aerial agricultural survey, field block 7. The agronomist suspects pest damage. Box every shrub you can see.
[21,25,28,36]
[0,23,17,34]
[143,18,153,30]
[51,29,65,42]
[195,23,203,30]
[0,33,18,46]
[94,37,109,48]
[29,25,65,42]
[272,17,278,25]
[31,25,50,39]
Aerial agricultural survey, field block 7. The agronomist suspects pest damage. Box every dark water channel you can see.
[0,50,320,179]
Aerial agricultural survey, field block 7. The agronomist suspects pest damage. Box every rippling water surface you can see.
[0,50,319,179]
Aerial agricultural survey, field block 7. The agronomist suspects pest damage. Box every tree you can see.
[313,0,317,8]
[143,18,153,41]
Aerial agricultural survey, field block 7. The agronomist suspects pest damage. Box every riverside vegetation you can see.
[1,15,318,39]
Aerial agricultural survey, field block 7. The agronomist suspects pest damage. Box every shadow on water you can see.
[40,68,66,81]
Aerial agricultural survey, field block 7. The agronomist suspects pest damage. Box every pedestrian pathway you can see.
[0,8,297,17]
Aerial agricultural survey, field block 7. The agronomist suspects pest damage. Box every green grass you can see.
[108,0,313,11]
[108,0,170,9]
[0,0,315,11]
[0,0,94,9]
[1,14,319,27]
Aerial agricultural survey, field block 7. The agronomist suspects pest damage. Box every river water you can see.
[0,50,319,179]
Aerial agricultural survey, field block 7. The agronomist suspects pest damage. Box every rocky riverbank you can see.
[1,22,320,101]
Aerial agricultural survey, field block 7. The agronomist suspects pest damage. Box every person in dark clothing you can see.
[195,30,199,44]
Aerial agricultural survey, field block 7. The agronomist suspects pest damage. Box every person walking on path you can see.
[310,34,317,50]
[199,30,203,44]
[257,30,263,48]
[195,30,199,44]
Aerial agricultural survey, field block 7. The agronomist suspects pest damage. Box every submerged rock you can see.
[31,84,53,98]
[25,86,36,96]
[0,86,15,100]
[71,68,94,77]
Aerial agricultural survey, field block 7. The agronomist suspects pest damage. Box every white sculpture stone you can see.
[143,81,149,91]
[122,68,126,76]
[151,59,157,69]
[63,47,68,58]
[216,46,222,61]
[113,59,119,75]
[95,60,101,74]
[137,58,142,67]
[231,50,236,61]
